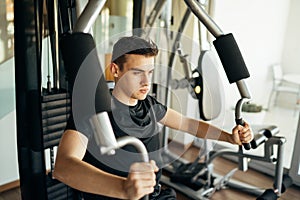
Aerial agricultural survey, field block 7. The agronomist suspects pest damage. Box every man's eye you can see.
[133,71,142,75]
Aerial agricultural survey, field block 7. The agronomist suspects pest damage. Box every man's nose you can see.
[141,73,151,85]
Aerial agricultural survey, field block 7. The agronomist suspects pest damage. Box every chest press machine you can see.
[14,0,293,199]
[70,0,292,199]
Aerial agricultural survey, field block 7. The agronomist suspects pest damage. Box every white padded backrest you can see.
[198,50,224,121]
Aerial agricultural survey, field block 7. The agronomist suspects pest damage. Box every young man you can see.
[53,36,253,199]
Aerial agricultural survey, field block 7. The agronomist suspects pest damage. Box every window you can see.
[0,0,14,64]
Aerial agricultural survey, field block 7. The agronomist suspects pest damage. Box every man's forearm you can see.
[53,156,127,199]
[195,120,231,143]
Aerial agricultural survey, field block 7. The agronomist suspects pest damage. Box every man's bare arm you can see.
[53,130,157,199]
[160,108,253,145]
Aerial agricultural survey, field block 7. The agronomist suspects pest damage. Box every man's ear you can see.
[110,63,119,77]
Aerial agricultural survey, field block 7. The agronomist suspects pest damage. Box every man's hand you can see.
[123,160,158,200]
[230,121,253,145]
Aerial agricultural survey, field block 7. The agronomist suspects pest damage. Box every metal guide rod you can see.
[143,0,168,38]
[53,0,60,89]
[74,0,107,33]
[144,0,167,28]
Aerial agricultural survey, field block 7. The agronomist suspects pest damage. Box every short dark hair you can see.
[111,36,159,70]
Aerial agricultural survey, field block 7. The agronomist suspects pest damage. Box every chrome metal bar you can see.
[184,0,223,38]
[90,112,149,161]
[101,136,149,163]
[236,80,252,99]
[90,112,149,199]
[273,137,286,196]
[235,98,250,120]
[73,0,107,33]
[144,0,167,27]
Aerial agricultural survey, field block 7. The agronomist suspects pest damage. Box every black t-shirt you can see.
[65,95,167,199]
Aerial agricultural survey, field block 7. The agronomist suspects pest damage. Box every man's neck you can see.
[112,90,137,106]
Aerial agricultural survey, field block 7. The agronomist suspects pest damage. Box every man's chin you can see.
[136,94,148,100]
[139,96,147,100]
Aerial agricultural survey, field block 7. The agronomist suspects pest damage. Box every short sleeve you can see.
[147,95,167,121]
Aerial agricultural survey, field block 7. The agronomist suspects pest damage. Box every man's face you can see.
[114,54,155,104]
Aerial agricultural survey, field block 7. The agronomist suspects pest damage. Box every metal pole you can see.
[73,0,107,33]
[274,137,286,196]
[184,0,223,37]
[53,0,60,89]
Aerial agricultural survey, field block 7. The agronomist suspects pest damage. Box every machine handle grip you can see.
[235,118,251,150]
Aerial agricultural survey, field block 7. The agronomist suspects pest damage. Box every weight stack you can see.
[42,91,74,200]
[42,92,70,148]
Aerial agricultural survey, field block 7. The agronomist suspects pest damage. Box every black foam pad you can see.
[213,33,250,83]
[60,33,96,91]
[60,32,111,114]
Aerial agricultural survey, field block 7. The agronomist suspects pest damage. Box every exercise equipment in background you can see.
[159,0,292,199]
